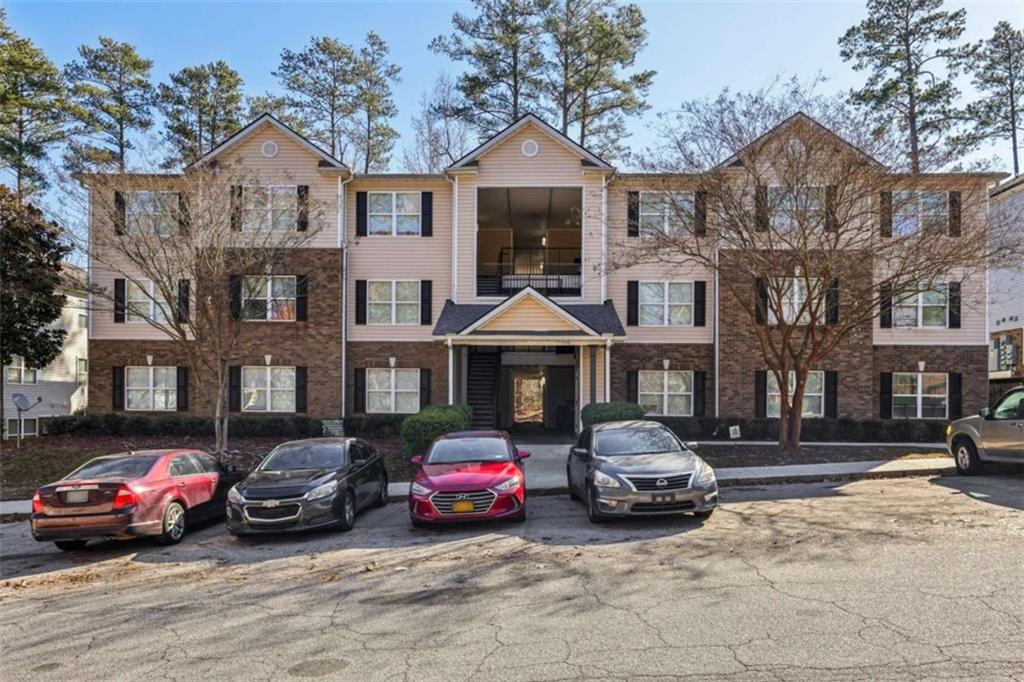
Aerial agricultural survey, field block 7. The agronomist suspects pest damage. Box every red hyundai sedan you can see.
[408,431,529,527]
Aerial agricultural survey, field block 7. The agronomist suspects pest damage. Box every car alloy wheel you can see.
[372,474,388,508]
[954,438,982,475]
[337,490,356,532]
[159,502,186,545]
[956,445,971,471]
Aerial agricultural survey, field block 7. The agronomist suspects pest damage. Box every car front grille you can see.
[431,491,496,515]
[631,500,696,513]
[624,473,693,491]
[244,503,302,521]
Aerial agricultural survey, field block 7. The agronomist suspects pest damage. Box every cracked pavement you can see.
[1,474,1022,681]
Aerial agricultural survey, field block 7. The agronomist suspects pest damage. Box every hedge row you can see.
[47,412,324,439]
[581,401,645,428]
[400,405,473,456]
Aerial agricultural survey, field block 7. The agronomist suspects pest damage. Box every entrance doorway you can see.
[512,368,545,425]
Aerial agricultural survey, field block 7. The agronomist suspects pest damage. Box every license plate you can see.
[64,490,90,504]
[652,494,674,504]
[452,501,475,513]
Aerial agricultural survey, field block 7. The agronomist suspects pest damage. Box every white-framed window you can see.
[769,185,825,232]
[368,191,421,236]
[892,372,947,419]
[243,185,297,231]
[126,280,169,324]
[366,368,420,414]
[639,191,693,236]
[639,281,694,326]
[243,275,297,321]
[125,366,177,411]
[77,358,88,386]
[893,285,947,328]
[367,280,420,325]
[767,370,825,418]
[4,417,38,440]
[5,356,37,384]
[77,313,88,329]
[769,278,815,325]
[638,370,693,416]
[892,191,947,237]
[241,366,296,413]
[127,191,179,236]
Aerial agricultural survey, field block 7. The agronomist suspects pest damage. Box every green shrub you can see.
[581,401,646,427]
[400,405,472,456]
[47,415,77,435]
[122,414,154,435]
[344,413,405,437]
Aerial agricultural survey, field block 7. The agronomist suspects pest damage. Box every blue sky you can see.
[5,0,1024,173]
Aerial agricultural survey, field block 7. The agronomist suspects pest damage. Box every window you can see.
[767,371,824,418]
[5,356,37,384]
[366,368,420,414]
[77,358,88,386]
[892,191,947,237]
[77,313,88,329]
[769,278,814,325]
[128,191,179,236]
[639,191,693,236]
[367,281,420,325]
[639,282,693,326]
[169,455,201,477]
[4,417,38,439]
[368,192,421,236]
[638,370,693,416]
[243,185,297,231]
[769,186,825,232]
[243,276,296,321]
[126,366,177,411]
[892,372,947,419]
[893,285,947,328]
[126,280,168,324]
[993,390,1024,420]
[242,366,296,412]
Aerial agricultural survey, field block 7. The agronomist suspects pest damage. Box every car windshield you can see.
[426,438,511,464]
[66,455,159,480]
[594,428,684,457]
[259,443,344,471]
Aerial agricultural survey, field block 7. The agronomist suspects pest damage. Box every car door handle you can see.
[177,481,187,488]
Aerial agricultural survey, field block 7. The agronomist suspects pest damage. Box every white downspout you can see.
[448,173,459,303]
[339,174,354,421]
[601,173,609,301]
[604,338,611,402]
[447,338,454,404]
[713,245,720,418]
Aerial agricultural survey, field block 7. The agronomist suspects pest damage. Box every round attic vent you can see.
[261,140,279,158]
[521,139,539,157]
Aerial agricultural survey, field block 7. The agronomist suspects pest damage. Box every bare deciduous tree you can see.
[402,74,475,173]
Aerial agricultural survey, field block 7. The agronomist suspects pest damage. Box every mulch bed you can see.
[694,443,948,469]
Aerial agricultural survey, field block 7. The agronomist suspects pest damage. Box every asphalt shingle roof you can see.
[432,297,625,336]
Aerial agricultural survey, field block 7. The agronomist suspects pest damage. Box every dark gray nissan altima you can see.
[566,421,718,523]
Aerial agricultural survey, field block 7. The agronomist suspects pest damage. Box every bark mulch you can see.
[694,443,948,469]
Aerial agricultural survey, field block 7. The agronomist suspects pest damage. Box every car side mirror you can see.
[517,449,531,459]
[410,455,423,465]
[684,441,698,451]
[979,407,991,419]
[352,458,367,468]
[571,447,587,458]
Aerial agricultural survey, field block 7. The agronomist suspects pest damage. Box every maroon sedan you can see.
[31,449,242,551]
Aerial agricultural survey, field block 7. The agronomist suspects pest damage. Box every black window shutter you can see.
[176,279,190,323]
[826,279,840,325]
[948,372,962,419]
[627,191,640,237]
[824,370,838,418]
[229,366,241,412]
[879,191,892,238]
[296,185,309,231]
[879,283,893,328]
[355,191,368,236]
[755,185,769,231]
[420,280,432,325]
[355,280,367,325]
[754,370,767,418]
[626,281,639,326]
[354,368,366,412]
[693,370,706,417]
[230,186,243,231]
[627,370,638,404]
[755,277,768,325]
[178,192,190,235]
[114,191,127,235]
[694,191,707,236]
[295,367,308,413]
[420,368,431,407]
[296,275,308,321]
[112,366,125,410]
[947,281,961,328]
[693,281,707,327]
[880,372,893,419]
[948,191,961,237]
[421,192,433,237]
[229,275,242,319]
[825,185,838,232]
[114,278,126,323]
[176,366,189,412]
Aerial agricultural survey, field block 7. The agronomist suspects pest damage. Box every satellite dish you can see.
[12,393,31,411]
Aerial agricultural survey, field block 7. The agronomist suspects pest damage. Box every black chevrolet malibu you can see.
[227,438,388,535]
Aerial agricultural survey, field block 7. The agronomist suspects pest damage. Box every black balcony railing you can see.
[477,247,582,297]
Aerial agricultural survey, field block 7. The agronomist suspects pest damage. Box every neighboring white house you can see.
[3,266,89,438]
[988,176,1024,387]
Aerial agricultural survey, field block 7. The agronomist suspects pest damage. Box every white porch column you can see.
[447,339,454,404]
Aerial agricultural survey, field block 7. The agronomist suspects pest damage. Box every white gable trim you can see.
[716,112,883,169]
[459,287,599,336]
[186,113,348,170]
[448,114,612,171]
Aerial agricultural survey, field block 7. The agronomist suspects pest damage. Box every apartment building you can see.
[82,112,1001,434]
[988,175,1024,400]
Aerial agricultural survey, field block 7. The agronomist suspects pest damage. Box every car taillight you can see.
[112,486,140,510]
[31,491,43,514]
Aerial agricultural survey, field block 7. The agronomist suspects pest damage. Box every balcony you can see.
[477,247,582,297]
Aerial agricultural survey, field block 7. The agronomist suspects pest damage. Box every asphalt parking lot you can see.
[1,474,1022,681]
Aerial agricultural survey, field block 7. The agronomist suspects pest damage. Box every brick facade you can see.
[346,341,449,413]
[610,344,715,407]
[872,345,989,418]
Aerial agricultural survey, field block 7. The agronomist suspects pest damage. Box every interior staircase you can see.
[466,351,499,429]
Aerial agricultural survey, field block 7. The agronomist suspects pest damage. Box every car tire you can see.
[567,468,580,501]
[372,473,388,508]
[587,487,609,524]
[411,518,430,529]
[953,437,983,476]
[511,505,527,523]
[337,489,356,532]
[158,501,187,545]
[693,508,715,520]
[54,540,88,552]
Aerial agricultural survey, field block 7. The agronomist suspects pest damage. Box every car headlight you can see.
[696,461,716,485]
[305,480,338,501]
[495,476,520,491]
[227,485,244,504]
[410,481,432,496]
[593,470,621,488]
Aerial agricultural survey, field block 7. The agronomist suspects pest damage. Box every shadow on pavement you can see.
[930,466,1024,512]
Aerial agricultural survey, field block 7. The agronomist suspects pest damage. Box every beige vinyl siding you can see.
[873,266,988,345]
[579,346,607,407]
[90,264,178,341]
[346,178,452,342]
[477,297,580,332]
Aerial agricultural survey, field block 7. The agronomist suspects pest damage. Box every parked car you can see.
[408,431,529,527]
[948,387,1024,475]
[31,449,243,551]
[226,437,387,536]
[567,420,718,523]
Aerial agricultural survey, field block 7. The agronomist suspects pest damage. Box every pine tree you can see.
[64,36,154,173]
[157,61,243,168]
[347,32,401,173]
[839,0,973,172]
[245,93,309,137]
[964,21,1024,176]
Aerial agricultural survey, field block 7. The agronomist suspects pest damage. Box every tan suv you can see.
[947,387,1024,475]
